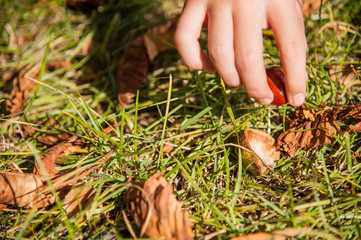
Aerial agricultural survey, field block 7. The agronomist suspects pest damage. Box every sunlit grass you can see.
[1,0,361,239]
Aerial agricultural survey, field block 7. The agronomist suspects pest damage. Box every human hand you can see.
[175,0,307,106]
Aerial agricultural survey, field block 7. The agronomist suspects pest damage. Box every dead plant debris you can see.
[127,172,194,240]
[0,151,112,210]
[239,128,280,175]
[0,119,114,216]
[117,18,177,106]
[277,103,361,157]
[5,60,71,115]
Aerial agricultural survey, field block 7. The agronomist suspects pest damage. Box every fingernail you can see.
[291,93,305,106]
[259,98,272,105]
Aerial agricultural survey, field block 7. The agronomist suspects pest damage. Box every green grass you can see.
[1,0,361,239]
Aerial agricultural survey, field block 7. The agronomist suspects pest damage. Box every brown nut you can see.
[266,66,287,105]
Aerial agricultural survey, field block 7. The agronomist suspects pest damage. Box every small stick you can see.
[351,65,361,80]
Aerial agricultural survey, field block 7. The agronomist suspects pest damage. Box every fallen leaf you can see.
[117,36,149,107]
[239,128,280,175]
[162,141,175,156]
[0,151,113,209]
[22,118,71,146]
[5,60,72,115]
[230,228,303,240]
[127,172,194,240]
[6,64,38,114]
[0,172,53,208]
[277,104,361,157]
[349,122,361,132]
[35,135,84,176]
[143,18,178,61]
[117,18,177,107]
[31,118,121,176]
[61,183,97,217]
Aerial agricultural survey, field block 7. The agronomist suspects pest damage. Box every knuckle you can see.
[282,39,306,60]
[235,50,260,71]
[174,29,188,48]
[208,44,232,62]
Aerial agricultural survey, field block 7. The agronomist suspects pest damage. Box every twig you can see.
[351,65,361,80]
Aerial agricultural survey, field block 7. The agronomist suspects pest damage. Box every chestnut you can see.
[266,66,287,105]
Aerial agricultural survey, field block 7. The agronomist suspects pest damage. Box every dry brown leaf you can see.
[61,183,97,217]
[117,36,149,107]
[22,118,71,146]
[35,135,84,176]
[127,172,194,240]
[0,172,53,208]
[0,172,96,214]
[239,129,280,175]
[32,119,120,175]
[0,151,112,209]
[349,122,361,132]
[302,0,327,17]
[5,60,72,114]
[162,142,175,156]
[143,18,178,61]
[117,18,177,107]
[230,228,303,240]
[277,104,361,157]
[37,133,71,146]
[6,64,38,114]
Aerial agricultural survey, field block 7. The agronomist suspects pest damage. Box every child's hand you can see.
[175,0,307,106]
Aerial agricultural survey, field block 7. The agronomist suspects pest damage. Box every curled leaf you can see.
[239,128,280,175]
[0,172,53,208]
[0,151,113,209]
[127,172,194,240]
[35,135,84,176]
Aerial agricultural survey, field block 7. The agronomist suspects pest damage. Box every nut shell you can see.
[266,67,287,105]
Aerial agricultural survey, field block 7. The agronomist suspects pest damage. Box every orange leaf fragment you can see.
[35,135,84,176]
[127,172,194,240]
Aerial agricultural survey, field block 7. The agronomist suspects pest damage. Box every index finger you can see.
[268,0,307,106]
[174,0,215,73]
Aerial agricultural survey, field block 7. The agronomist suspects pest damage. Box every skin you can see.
[175,0,307,106]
